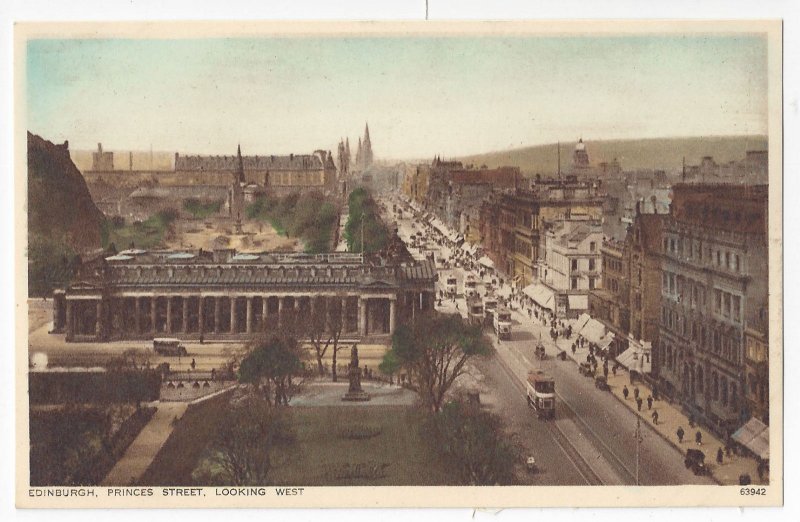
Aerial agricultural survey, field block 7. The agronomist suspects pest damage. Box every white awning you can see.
[568,294,588,311]
[616,342,650,373]
[522,283,555,310]
[578,317,613,346]
[732,417,769,460]
[478,256,495,269]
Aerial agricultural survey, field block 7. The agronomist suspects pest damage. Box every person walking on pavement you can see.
[636,397,643,412]
[717,447,724,464]
[603,364,609,378]
[652,410,659,425]
[695,430,703,446]
[677,426,685,443]
[633,386,640,401]
[572,343,576,355]
[190,358,196,371]
[612,364,617,377]
[623,385,629,400]
[647,395,653,410]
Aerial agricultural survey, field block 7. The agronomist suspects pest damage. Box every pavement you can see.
[101,401,189,486]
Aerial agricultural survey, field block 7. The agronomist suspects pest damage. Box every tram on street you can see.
[463,274,479,297]
[526,370,556,419]
[446,275,458,296]
[467,295,485,326]
[493,306,512,340]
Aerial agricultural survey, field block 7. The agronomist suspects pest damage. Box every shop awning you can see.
[522,283,555,310]
[478,256,495,269]
[616,340,650,373]
[732,418,769,460]
[578,316,613,347]
[568,294,588,311]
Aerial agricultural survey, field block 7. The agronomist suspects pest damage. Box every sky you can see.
[26,35,768,159]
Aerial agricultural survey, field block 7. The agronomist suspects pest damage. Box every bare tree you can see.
[211,394,288,485]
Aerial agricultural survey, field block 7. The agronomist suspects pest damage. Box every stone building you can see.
[91,143,114,171]
[744,301,769,424]
[587,237,629,355]
[52,250,437,343]
[175,149,337,196]
[535,220,603,318]
[487,178,605,288]
[655,184,768,435]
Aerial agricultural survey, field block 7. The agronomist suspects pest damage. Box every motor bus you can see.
[526,370,556,419]
[153,338,188,356]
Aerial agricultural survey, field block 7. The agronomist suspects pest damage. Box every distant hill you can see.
[28,133,106,295]
[70,149,175,172]
[458,135,768,176]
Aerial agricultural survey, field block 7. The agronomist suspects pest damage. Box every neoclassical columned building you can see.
[51,250,437,342]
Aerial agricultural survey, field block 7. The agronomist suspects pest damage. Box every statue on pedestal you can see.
[342,343,370,401]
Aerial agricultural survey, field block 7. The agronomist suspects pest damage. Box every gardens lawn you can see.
[268,405,457,486]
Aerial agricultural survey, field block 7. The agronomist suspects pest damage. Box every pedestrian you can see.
[652,410,659,425]
[636,397,643,411]
[695,430,703,446]
[677,426,685,443]
[633,386,640,400]
[647,395,653,410]
[623,385,629,400]
[571,343,576,355]
[603,365,609,378]
[455,302,459,310]
[717,447,724,464]
[612,364,617,376]
[211,368,216,381]
[190,358,196,371]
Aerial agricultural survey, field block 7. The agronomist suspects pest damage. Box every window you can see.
[714,289,722,314]
[571,277,578,290]
[589,278,595,290]
[716,250,721,266]
[571,259,578,271]
[590,241,596,252]
[712,372,719,400]
[723,293,731,318]
[721,379,728,406]
[725,251,731,269]
[589,259,596,271]
[732,295,741,323]
[734,254,740,272]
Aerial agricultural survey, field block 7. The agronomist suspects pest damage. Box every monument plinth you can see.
[342,344,371,402]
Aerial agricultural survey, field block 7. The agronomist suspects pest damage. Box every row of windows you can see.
[660,346,740,409]
[661,271,708,310]
[663,235,743,274]
[660,307,742,364]
[714,289,742,324]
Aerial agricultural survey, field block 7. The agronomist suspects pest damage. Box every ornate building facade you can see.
[655,184,768,434]
[52,250,437,342]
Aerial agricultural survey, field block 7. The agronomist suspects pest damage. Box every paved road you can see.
[382,194,714,485]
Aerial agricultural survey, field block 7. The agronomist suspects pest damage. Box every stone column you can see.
[341,297,348,333]
[150,297,157,334]
[262,297,268,325]
[95,300,103,337]
[182,297,189,333]
[134,297,141,334]
[389,298,397,333]
[198,296,205,335]
[65,300,73,340]
[230,297,237,333]
[166,297,173,334]
[214,297,221,333]
[358,298,367,336]
[246,297,253,333]
[278,297,284,326]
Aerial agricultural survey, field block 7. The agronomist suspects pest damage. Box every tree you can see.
[306,297,346,380]
[425,400,517,485]
[383,313,493,413]
[209,394,292,486]
[238,332,304,406]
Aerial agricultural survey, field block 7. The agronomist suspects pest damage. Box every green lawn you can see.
[267,406,457,486]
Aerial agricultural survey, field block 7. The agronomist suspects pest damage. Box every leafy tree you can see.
[425,400,517,485]
[238,333,304,406]
[383,313,493,413]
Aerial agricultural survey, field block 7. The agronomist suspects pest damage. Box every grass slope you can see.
[458,135,767,176]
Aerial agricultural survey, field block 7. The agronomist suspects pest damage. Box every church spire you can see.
[236,144,245,183]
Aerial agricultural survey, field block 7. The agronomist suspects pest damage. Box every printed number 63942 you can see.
[740,487,766,495]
